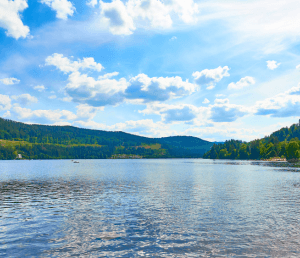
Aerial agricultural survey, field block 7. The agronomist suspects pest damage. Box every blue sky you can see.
[1,0,300,141]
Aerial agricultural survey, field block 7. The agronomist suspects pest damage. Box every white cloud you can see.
[141,103,198,123]
[66,72,196,107]
[12,94,38,106]
[170,36,177,41]
[87,0,97,7]
[267,60,280,70]
[75,118,173,137]
[0,0,29,39]
[192,66,230,90]
[48,95,57,99]
[255,83,300,117]
[202,98,210,104]
[215,94,225,97]
[297,64,300,71]
[125,74,197,103]
[141,100,248,124]
[0,94,11,111]
[46,54,197,107]
[76,104,103,121]
[0,77,20,85]
[169,0,199,24]
[98,72,119,79]
[209,101,247,122]
[228,76,255,90]
[100,0,135,35]
[74,120,111,130]
[214,98,229,104]
[98,0,199,35]
[65,71,127,106]
[41,0,75,20]
[34,85,46,92]
[45,53,103,73]
[184,126,259,142]
[126,0,172,29]
[3,111,11,118]
[11,106,77,124]
[115,119,174,137]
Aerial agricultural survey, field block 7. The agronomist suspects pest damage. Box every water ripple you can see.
[1,159,300,257]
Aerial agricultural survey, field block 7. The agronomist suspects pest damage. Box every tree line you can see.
[203,123,300,161]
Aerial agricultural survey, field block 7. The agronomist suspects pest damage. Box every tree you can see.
[286,141,300,161]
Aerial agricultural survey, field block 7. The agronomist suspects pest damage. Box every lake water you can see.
[1,159,300,257]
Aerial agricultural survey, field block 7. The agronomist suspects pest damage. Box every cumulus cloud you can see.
[210,104,247,122]
[46,53,196,107]
[202,98,210,104]
[87,0,97,7]
[206,98,248,122]
[65,72,196,107]
[41,0,75,20]
[125,74,196,103]
[34,85,46,92]
[0,0,30,39]
[48,95,57,99]
[297,64,300,71]
[76,104,103,121]
[98,0,199,35]
[141,100,247,124]
[65,71,127,106]
[267,60,280,70]
[98,72,119,79]
[11,106,77,124]
[163,106,197,123]
[228,76,255,90]
[169,0,199,24]
[12,94,38,106]
[45,53,103,73]
[0,94,11,111]
[255,83,300,117]
[126,0,172,29]
[100,0,135,35]
[0,77,20,85]
[192,66,230,90]
[140,103,203,124]
[141,103,198,123]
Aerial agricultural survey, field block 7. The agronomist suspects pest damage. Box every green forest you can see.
[203,123,300,161]
[0,117,214,160]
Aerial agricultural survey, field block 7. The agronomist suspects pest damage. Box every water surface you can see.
[1,159,300,257]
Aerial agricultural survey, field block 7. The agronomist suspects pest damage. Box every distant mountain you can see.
[157,136,214,157]
[0,117,214,160]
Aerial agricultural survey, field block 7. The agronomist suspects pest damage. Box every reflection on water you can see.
[1,159,300,257]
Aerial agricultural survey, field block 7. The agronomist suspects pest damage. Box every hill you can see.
[203,122,300,161]
[0,117,214,160]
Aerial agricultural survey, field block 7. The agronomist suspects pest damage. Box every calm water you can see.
[1,159,300,257]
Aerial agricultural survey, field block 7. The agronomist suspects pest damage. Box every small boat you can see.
[73,161,79,163]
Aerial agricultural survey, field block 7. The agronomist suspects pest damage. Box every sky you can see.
[1,0,300,142]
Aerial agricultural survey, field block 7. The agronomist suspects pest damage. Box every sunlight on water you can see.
[1,159,300,257]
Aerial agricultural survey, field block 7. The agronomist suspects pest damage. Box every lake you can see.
[1,159,300,257]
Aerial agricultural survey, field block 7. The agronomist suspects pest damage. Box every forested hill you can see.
[0,117,214,160]
[203,123,300,161]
